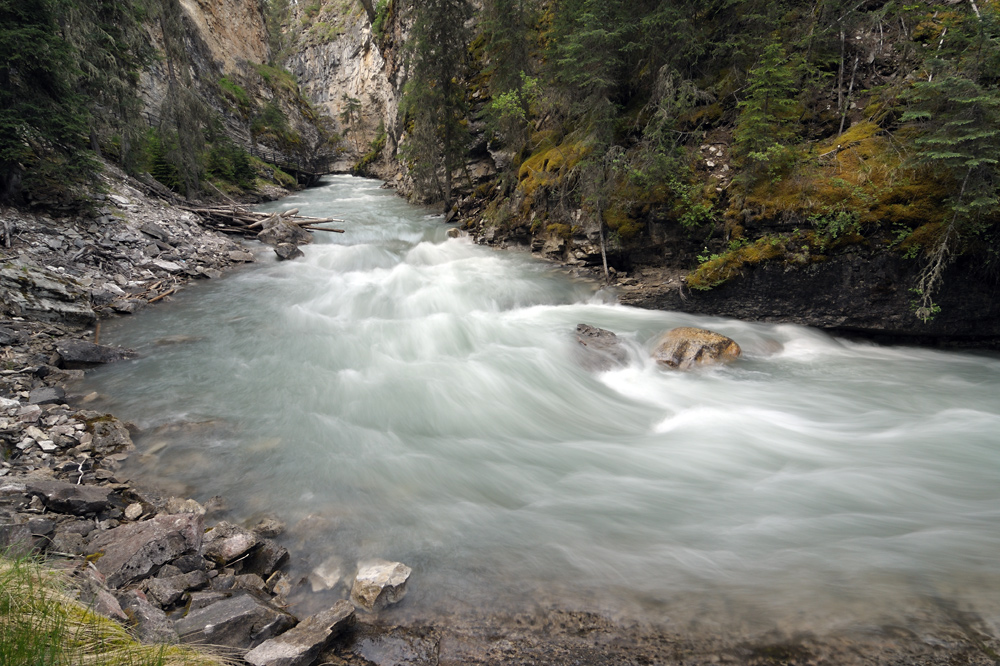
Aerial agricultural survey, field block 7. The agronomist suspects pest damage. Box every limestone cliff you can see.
[284,1,402,177]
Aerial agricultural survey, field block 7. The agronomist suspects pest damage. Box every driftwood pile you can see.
[178,205,346,237]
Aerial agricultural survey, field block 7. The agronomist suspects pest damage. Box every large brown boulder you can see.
[651,327,741,370]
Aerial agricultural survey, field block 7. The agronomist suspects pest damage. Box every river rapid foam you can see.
[83,175,1000,633]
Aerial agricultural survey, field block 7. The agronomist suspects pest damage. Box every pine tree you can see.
[0,0,93,202]
[401,0,473,210]
[733,42,801,186]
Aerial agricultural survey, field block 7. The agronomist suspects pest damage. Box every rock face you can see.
[350,560,412,612]
[574,324,629,372]
[651,327,742,370]
[285,2,401,175]
[244,600,355,666]
[86,514,204,588]
[621,250,1000,348]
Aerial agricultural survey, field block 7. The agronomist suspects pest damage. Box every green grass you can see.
[0,555,233,666]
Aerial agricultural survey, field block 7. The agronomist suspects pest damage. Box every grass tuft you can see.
[0,555,233,666]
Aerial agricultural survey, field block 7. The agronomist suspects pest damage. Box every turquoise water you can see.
[83,175,1000,630]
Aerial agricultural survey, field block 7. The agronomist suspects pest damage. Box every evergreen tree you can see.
[401,0,473,210]
[0,0,93,201]
[63,0,153,169]
[732,42,801,186]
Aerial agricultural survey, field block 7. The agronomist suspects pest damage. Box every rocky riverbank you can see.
[0,166,405,665]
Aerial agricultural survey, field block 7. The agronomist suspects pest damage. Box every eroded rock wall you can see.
[285,2,404,177]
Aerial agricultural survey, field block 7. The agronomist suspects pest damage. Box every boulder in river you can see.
[257,219,312,247]
[651,326,741,370]
[574,324,629,371]
[274,243,304,261]
[350,560,411,612]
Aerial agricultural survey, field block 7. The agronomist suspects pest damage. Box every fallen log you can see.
[299,225,346,233]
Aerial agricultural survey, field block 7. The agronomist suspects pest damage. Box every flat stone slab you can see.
[28,387,66,405]
[244,600,355,666]
[174,590,297,650]
[54,339,137,369]
[87,513,203,588]
[25,479,112,515]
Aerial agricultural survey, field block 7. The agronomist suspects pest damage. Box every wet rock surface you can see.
[573,323,629,372]
[351,560,412,612]
[651,326,742,370]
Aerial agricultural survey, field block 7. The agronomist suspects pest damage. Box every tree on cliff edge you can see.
[401,0,473,211]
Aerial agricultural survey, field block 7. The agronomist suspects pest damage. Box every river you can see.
[82,175,1000,634]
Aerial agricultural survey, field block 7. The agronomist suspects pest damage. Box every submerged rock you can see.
[574,324,629,372]
[350,560,412,612]
[651,326,741,370]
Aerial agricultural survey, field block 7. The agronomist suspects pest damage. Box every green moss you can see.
[687,235,787,290]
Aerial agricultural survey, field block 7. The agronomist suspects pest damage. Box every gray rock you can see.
[257,220,312,247]
[87,513,204,588]
[203,521,258,565]
[172,553,211,573]
[151,259,183,273]
[240,538,290,579]
[650,326,742,370]
[0,327,24,345]
[25,479,112,515]
[244,600,355,666]
[139,221,169,241]
[111,299,143,314]
[274,243,304,261]
[88,416,135,456]
[119,591,179,644]
[574,324,629,372]
[28,387,66,405]
[0,263,95,326]
[350,560,412,612]
[0,521,33,557]
[174,590,297,650]
[145,570,209,607]
[54,340,137,369]
[228,250,256,263]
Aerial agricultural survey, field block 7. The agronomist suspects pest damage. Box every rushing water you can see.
[83,175,1000,631]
